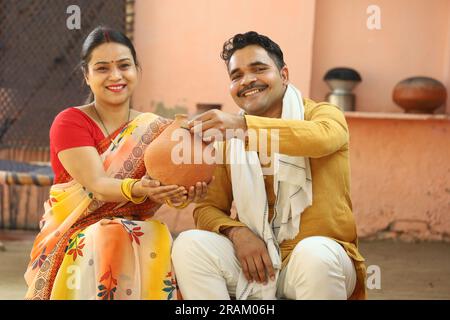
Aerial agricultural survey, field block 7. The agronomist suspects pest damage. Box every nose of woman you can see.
[108,65,123,81]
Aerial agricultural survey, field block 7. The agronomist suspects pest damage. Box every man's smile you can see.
[238,85,268,97]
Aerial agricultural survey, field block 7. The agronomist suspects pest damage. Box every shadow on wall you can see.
[151,101,188,119]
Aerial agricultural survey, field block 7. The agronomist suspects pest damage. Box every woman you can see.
[24,26,208,300]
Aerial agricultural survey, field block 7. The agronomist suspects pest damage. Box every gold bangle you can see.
[165,198,191,209]
[120,179,131,201]
[120,178,148,204]
[129,179,148,204]
[122,178,135,200]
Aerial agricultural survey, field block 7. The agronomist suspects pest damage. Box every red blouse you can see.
[50,107,105,183]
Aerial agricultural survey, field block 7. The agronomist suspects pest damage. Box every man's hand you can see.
[224,226,275,284]
[188,109,247,142]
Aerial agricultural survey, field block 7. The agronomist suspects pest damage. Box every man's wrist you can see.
[233,114,249,143]
[223,226,245,242]
[240,114,248,131]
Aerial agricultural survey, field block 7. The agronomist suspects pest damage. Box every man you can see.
[172,31,366,300]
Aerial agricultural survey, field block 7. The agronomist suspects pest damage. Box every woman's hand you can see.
[136,176,214,206]
[166,181,211,209]
[138,176,187,204]
[164,177,215,207]
[186,180,210,203]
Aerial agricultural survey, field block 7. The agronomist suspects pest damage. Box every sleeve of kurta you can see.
[244,102,349,158]
[193,159,247,234]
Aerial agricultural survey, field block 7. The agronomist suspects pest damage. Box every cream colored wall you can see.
[311,0,450,113]
[133,0,316,115]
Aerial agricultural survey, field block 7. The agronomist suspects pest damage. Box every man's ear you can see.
[280,65,289,85]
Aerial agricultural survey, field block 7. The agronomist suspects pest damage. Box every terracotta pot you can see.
[393,77,447,114]
[144,114,215,188]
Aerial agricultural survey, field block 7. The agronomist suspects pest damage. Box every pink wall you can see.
[311,0,450,113]
[133,0,316,115]
[445,7,450,114]
[347,114,450,241]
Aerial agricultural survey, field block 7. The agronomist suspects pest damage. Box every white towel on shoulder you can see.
[227,84,313,300]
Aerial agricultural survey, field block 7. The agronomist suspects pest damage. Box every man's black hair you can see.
[220,31,285,70]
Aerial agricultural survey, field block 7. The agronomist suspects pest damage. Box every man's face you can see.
[228,45,288,117]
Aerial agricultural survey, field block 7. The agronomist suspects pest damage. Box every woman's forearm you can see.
[90,177,146,203]
[58,147,148,203]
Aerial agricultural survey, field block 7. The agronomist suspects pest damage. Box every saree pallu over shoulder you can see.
[24,113,176,300]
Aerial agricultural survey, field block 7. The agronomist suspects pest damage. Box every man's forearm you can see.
[244,104,349,158]
[193,206,246,234]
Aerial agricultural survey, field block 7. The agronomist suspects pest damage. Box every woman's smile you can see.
[106,83,127,93]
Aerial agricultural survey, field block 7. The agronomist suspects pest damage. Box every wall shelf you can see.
[344,111,450,121]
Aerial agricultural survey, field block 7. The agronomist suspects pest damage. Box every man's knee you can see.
[172,230,215,262]
[282,236,352,299]
[289,236,342,277]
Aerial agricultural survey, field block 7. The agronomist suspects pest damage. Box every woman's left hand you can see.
[187,180,209,203]
[169,177,214,206]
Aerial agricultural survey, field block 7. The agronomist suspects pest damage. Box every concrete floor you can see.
[359,240,450,300]
[0,231,449,300]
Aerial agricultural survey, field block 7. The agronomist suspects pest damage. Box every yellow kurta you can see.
[193,98,367,300]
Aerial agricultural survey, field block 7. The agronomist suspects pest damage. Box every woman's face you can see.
[84,42,138,106]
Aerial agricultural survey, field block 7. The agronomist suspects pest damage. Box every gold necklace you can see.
[92,103,130,147]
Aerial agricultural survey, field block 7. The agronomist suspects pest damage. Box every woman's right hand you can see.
[138,176,187,204]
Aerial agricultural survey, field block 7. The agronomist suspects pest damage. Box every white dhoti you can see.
[172,230,356,300]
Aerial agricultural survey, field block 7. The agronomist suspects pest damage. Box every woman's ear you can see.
[83,70,90,86]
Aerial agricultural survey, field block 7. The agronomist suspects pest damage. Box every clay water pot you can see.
[144,114,216,188]
[393,77,447,114]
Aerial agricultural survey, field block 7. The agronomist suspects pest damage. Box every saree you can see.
[24,112,177,300]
